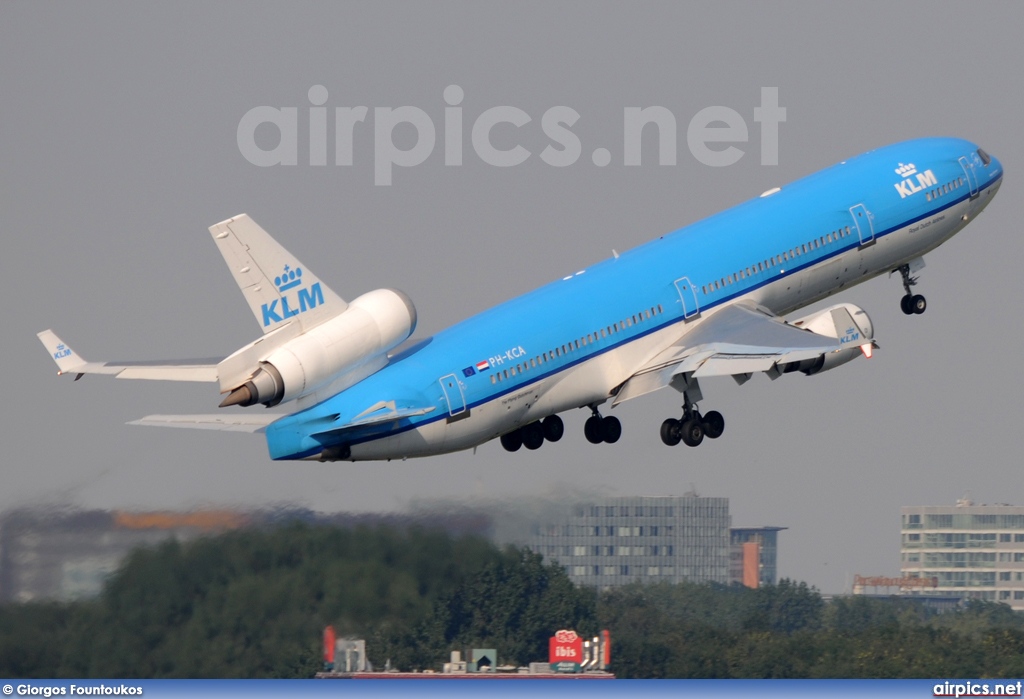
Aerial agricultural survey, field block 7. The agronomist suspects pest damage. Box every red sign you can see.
[323,626,336,665]
[549,629,583,665]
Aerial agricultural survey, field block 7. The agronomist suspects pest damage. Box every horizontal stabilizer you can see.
[128,414,282,433]
[38,330,219,382]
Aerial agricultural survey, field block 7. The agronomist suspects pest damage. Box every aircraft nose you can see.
[989,153,1004,179]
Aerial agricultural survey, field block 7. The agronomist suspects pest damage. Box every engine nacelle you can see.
[781,303,874,376]
[221,288,416,407]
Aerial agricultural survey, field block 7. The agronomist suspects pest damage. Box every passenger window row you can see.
[490,304,666,384]
[925,176,965,202]
[700,225,855,296]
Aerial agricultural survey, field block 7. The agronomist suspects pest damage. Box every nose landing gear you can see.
[896,264,926,315]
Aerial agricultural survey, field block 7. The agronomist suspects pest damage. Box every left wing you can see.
[613,302,875,405]
[37,330,219,382]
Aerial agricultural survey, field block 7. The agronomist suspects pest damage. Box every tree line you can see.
[1,523,1023,678]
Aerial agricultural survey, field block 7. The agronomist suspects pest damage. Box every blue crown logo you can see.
[274,265,303,292]
[895,162,917,178]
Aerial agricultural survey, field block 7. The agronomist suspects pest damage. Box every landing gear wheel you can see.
[522,422,545,450]
[911,294,927,315]
[900,294,914,315]
[601,416,622,444]
[584,415,604,444]
[500,430,523,452]
[660,418,681,446]
[680,419,704,447]
[542,415,564,442]
[702,410,725,439]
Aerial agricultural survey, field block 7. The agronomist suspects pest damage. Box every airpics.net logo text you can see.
[237,86,786,185]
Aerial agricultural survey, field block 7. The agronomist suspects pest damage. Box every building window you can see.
[1001,534,1012,542]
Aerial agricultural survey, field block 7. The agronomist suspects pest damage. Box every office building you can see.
[729,526,786,588]
[525,495,732,587]
[901,499,1024,610]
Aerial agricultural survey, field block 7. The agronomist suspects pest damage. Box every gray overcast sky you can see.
[3,1,1022,593]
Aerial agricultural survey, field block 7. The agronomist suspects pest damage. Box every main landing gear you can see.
[500,414,564,452]
[584,406,622,445]
[897,264,926,315]
[660,394,724,448]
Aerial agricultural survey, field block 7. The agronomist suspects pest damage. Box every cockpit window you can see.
[978,148,992,166]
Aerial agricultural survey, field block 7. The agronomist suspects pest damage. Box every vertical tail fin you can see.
[209,214,347,334]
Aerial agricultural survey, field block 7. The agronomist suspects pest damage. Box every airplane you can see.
[39,137,1002,462]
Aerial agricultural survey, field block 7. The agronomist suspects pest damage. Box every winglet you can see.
[37,330,87,376]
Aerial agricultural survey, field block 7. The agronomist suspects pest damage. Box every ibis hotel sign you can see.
[549,629,583,672]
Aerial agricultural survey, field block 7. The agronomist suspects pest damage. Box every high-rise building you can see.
[901,499,1024,610]
[729,526,786,588]
[525,495,732,587]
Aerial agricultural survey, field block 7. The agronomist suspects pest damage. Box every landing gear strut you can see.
[584,406,621,444]
[897,264,926,315]
[660,391,724,448]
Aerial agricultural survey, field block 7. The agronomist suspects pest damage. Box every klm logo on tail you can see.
[893,162,937,199]
[261,265,324,326]
[839,326,860,345]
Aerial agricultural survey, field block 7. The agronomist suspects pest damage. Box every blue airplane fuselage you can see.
[266,137,1003,461]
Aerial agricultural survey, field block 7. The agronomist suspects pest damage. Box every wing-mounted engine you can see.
[778,302,875,376]
[218,288,417,407]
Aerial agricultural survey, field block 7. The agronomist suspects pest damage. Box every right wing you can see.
[37,330,219,382]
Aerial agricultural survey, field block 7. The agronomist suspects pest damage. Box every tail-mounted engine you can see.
[219,288,416,407]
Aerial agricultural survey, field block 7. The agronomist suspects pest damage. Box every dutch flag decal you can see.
[476,360,490,372]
